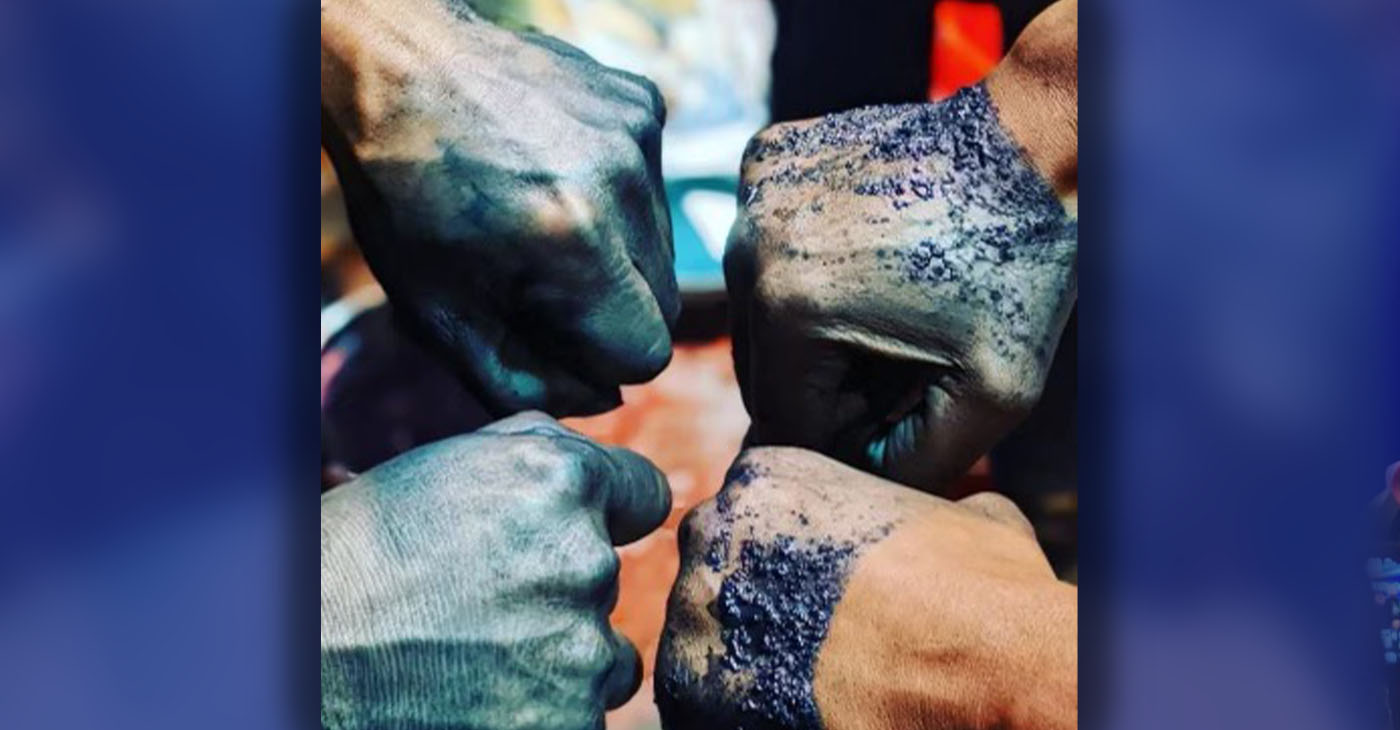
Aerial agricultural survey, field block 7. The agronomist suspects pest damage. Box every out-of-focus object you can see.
[928,0,1003,100]
[321,299,492,477]
[321,150,375,304]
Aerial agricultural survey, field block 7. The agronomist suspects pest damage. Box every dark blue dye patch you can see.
[725,461,765,487]
[657,534,860,730]
[742,83,1076,364]
[713,535,856,729]
[659,517,897,730]
[702,462,769,570]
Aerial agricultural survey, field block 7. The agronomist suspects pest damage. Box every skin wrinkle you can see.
[743,84,1074,365]
[322,0,678,417]
[658,449,1076,730]
[321,412,668,730]
[658,453,904,730]
[725,79,1076,488]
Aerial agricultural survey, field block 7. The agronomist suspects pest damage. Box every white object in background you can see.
[681,189,737,262]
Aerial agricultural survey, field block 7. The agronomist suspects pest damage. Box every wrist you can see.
[814,523,1076,730]
[995,579,1078,730]
[320,0,490,145]
[984,0,1077,196]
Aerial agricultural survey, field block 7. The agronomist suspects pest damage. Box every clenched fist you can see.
[656,447,1076,730]
[321,412,671,729]
[725,1,1077,489]
[322,0,678,417]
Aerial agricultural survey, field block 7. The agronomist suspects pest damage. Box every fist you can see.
[656,447,1075,730]
[725,83,1076,489]
[320,412,672,730]
[323,0,679,416]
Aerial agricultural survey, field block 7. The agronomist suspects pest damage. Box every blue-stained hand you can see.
[724,83,1077,491]
[322,0,679,417]
[320,412,672,729]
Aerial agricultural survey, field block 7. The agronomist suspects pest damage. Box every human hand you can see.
[320,412,672,730]
[724,78,1076,489]
[656,447,1075,730]
[322,0,678,417]
[724,0,1076,490]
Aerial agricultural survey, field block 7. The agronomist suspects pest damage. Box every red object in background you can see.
[929,1,1004,100]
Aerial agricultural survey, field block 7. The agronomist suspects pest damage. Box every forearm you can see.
[985,0,1077,196]
[320,0,487,146]
[999,580,1077,730]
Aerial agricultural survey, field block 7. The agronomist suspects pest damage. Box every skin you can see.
[322,0,679,418]
[656,447,1076,730]
[321,412,672,729]
[725,0,1078,490]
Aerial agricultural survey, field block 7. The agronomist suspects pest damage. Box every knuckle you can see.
[745,124,787,157]
[623,96,662,137]
[961,492,1038,541]
[530,185,596,237]
[612,70,666,126]
[741,120,807,164]
[634,76,666,120]
[676,503,716,554]
[620,331,673,382]
[967,347,1047,415]
[483,410,562,435]
[505,437,590,499]
[555,621,615,675]
[560,533,621,592]
[751,268,819,321]
[729,446,832,487]
[725,447,789,491]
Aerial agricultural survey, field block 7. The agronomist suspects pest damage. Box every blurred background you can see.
[319,2,1074,727]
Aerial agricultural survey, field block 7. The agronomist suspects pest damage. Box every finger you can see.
[601,629,643,710]
[614,71,668,125]
[520,188,675,389]
[559,262,674,387]
[480,416,671,543]
[476,409,564,436]
[723,212,759,414]
[958,491,1037,539]
[418,307,623,418]
[742,301,852,453]
[600,146,678,345]
[590,444,672,545]
[632,137,682,329]
[321,463,357,490]
[874,381,1025,491]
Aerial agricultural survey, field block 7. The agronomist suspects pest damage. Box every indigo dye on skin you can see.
[662,511,897,730]
[745,82,1075,365]
[703,462,768,570]
[660,85,1076,730]
[713,535,856,729]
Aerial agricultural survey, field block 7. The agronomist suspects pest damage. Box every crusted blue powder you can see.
[660,516,895,730]
[714,535,856,729]
[703,462,768,571]
[743,82,1075,364]
[659,84,1072,730]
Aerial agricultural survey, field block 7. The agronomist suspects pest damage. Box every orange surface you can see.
[564,338,749,730]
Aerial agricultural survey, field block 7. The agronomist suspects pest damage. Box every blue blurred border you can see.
[1,0,1396,727]
[1085,0,1400,728]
